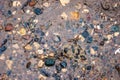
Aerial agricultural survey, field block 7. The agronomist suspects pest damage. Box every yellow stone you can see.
[6,60,13,69]
[48,53,54,57]
[33,42,40,49]
[70,12,80,20]
[19,28,26,35]
[90,48,96,55]
[24,44,32,50]
[38,60,44,68]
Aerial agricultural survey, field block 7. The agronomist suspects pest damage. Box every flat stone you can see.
[45,58,55,67]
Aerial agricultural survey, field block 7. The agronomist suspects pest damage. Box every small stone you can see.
[60,0,70,6]
[81,30,89,38]
[48,53,54,57]
[29,0,36,7]
[38,74,47,80]
[55,65,62,73]
[37,49,43,54]
[90,48,96,55]
[86,65,92,70]
[6,70,12,76]
[34,8,43,15]
[0,46,7,55]
[53,35,61,43]
[111,25,119,32]
[43,2,50,7]
[86,36,93,43]
[61,68,67,72]
[5,23,14,31]
[70,11,80,20]
[24,44,32,50]
[92,46,98,51]
[45,58,55,67]
[12,44,19,49]
[33,42,40,49]
[26,62,31,69]
[38,60,44,68]
[60,61,67,68]
[39,54,45,59]
[40,69,51,77]
[0,54,5,60]
[6,60,13,69]
[99,41,104,46]
[19,28,26,36]
[61,12,68,20]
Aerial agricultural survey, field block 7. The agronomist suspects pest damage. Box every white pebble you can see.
[60,0,70,6]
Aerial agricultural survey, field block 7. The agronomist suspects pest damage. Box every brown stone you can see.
[5,23,13,31]
[29,0,36,7]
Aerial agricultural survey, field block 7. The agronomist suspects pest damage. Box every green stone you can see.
[45,58,55,66]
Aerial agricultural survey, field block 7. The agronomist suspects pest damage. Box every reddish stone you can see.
[5,23,13,31]
[29,0,36,7]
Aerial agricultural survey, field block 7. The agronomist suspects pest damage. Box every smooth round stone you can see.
[86,65,92,70]
[45,58,55,67]
[5,23,14,31]
[34,8,43,15]
[111,25,119,32]
[60,61,67,68]
[29,0,36,7]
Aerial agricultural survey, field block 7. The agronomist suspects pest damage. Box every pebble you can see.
[60,61,67,68]
[55,65,62,73]
[19,28,26,36]
[33,42,40,49]
[38,60,44,68]
[0,46,7,55]
[81,30,89,38]
[48,53,54,57]
[70,11,80,20]
[6,60,13,69]
[61,12,68,20]
[40,69,51,77]
[60,0,70,6]
[61,68,67,73]
[86,36,93,43]
[34,8,43,15]
[5,23,14,31]
[12,44,19,49]
[111,25,119,32]
[45,58,55,67]
[24,44,32,50]
[29,0,36,7]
